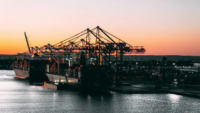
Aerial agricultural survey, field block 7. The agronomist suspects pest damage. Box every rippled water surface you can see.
[0,70,200,113]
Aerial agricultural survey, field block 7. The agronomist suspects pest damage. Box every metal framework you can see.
[19,26,146,67]
[19,26,146,86]
[24,26,145,62]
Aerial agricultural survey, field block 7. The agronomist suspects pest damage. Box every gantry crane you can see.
[20,26,146,86]
[25,26,145,63]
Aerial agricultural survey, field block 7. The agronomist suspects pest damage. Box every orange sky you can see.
[1,0,200,56]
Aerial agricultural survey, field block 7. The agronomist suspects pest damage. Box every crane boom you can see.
[24,32,31,54]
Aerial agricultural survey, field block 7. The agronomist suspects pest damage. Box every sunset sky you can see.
[0,0,200,55]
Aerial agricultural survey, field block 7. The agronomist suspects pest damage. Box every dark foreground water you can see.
[0,70,200,113]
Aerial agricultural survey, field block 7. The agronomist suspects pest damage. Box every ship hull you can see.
[46,73,76,83]
[13,69,111,89]
[13,68,73,82]
[13,69,29,79]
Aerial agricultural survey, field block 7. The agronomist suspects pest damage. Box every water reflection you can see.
[168,94,182,103]
[88,94,91,99]
[1,70,200,113]
[1,75,10,78]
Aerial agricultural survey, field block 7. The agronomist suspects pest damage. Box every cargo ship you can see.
[13,54,114,88]
[13,54,49,84]
[13,59,30,79]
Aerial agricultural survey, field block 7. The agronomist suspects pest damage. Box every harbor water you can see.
[0,70,200,113]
